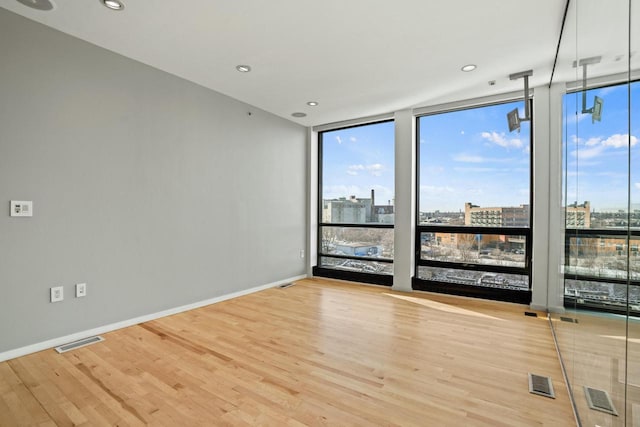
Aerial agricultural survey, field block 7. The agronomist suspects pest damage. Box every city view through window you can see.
[317,83,639,312]
[416,101,532,297]
[319,121,395,276]
[563,81,640,312]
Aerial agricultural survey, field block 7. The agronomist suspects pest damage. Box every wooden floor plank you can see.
[0,278,575,426]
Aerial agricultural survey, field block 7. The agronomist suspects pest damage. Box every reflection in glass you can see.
[565,235,639,281]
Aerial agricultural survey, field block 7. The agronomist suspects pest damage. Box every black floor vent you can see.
[55,336,104,353]
[584,386,618,416]
[560,316,579,323]
[278,283,295,289]
[528,373,555,398]
[524,311,538,317]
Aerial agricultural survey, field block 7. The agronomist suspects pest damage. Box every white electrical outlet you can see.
[10,200,33,217]
[300,249,305,259]
[50,286,64,303]
[76,283,87,298]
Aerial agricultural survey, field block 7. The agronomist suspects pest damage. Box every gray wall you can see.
[0,9,307,353]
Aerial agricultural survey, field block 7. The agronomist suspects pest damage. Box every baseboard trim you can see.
[0,275,307,363]
[529,303,548,312]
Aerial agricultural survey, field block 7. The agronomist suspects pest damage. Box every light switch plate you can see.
[10,201,33,217]
[76,283,87,298]
[51,286,64,303]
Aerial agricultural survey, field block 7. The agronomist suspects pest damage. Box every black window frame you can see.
[412,99,534,304]
[313,120,395,286]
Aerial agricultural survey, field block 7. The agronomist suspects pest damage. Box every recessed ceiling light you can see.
[102,0,124,10]
[461,64,477,72]
[16,0,55,10]
[236,65,251,73]
[292,112,307,118]
[307,101,319,106]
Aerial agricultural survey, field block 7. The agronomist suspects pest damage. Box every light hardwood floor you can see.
[552,310,640,426]
[0,278,574,426]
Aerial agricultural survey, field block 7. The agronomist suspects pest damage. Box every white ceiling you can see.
[0,0,632,127]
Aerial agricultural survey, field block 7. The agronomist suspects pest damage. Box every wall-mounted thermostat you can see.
[10,201,33,217]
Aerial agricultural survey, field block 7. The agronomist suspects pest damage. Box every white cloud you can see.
[453,154,484,163]
[336,136,343,144]
[453,153,515,164]
[453,167,508,173]
[565,112,590,126]
[349,136,357,142]
[345,163,385,177]
[570,134,638,160]
[602,134,638,148]
[571,145,606,160]
[460,130,465,135]
[346,164,364,175]
[420,185,455,195]
[481,131,523,149]
[423,166,445,175]
[367,163,384,176]
[635,183,640,190]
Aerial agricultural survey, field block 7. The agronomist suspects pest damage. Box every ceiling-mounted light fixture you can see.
[236,65,251,73]
[507,70,533,133]
[307,101,318,106]
[102,0,124,10]
[291,112,307,118]
[461,64,477,72]
[573,56,603,123]
[16,0,55,11]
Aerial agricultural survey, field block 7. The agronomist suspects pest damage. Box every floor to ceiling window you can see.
[314,120,395,285]
[413,100,533,303]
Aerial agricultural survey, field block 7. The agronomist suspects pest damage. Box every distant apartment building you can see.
[464,202,530,227]
[323,196,371,223]
[323,189,394,223]
[566,201,591,228]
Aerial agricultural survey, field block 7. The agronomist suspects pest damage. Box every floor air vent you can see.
[560,316,579,323]
[584,386,618,416]
[278,283,295,289]
[528,373,555,398]
[55,336,104,354]
[524,311,538,317]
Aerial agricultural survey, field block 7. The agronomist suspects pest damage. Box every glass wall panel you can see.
[553,0,635,425]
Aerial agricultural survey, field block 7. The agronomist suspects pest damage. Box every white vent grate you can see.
[55,336,104,353]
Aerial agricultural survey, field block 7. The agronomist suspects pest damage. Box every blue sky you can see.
[322,121,395,206]
[418,101,531,212]
[564,82,639,212]
[322,82,639,213]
